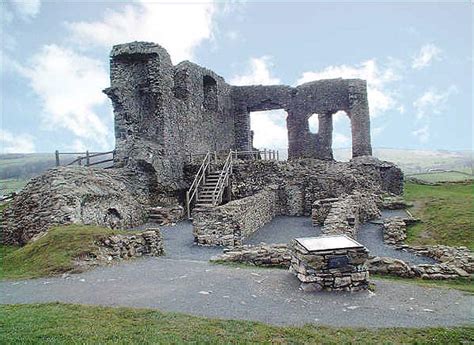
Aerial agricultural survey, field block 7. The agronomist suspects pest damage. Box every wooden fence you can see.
[55,150,114,168]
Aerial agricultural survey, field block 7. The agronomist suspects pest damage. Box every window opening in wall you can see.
[249,109,288,160]
[203,75,217,111]
[332,111,352,161]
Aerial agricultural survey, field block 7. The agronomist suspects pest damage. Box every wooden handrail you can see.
[185,152,212,218]
[211,150,233,206]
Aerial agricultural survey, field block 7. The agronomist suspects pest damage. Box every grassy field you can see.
[406,171,473,183]
[1,303,472,344]
[404,182,473,250]
[0,178,29,195]
[372,274,474,294]
[0,225,121,280]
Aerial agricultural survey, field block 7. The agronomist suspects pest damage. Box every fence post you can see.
[276,151,279,161]
[186,191,190,219]
[263,148,267,160]
[55,150,60,167]
[86,151,90,166]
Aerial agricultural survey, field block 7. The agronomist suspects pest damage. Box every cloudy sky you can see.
[1,0,472,154]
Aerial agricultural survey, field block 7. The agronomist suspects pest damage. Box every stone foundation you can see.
[290,236,370,292]
[311,198,339,226]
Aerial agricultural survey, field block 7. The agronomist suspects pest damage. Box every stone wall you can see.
[2,167,152,245]
[94,229,164,261]
[383,217,407,245]
[211,244,291,268]
[226,157,402,216]
[320,193,381,238]
[104,42,375,195]
[192,189,279,246]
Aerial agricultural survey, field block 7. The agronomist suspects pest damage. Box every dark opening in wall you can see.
[203,75,218,111]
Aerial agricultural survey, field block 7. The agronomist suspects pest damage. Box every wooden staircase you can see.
[195,170,223,207]
[185,151,233,219]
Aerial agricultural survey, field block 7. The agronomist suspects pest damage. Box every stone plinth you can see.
[290,235,369,292]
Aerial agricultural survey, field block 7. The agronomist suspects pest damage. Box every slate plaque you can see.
[328,255,349,269]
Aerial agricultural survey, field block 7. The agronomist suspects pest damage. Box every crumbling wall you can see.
[104,42,235,191]
[226,157,401,216]
[105,42,375,197]
[231,78,372,160]
[2,167,152,245]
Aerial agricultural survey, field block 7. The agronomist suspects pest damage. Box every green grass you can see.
[1,303,472,344]
[372,274,474,294]
[0,178,28,195]
[406,171,473,183]
[0,225,121,280]
[404,182,473,250]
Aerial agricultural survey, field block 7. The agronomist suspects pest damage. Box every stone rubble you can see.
[211,244,291,268]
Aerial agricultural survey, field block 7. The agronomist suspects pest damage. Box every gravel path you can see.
[358,210,436,265]
[2,211,469,327]
[244,216,321,245]
[1,258,471,328]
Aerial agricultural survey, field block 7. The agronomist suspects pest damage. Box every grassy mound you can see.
[1,303,472,344]
[1,225,120,280]
[404,182,473,250]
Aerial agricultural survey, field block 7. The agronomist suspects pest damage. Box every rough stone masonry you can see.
[104,41,373,190]
[1,41,398,245]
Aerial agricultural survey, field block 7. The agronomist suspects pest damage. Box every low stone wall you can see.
[383,217,407,245]
[148,205,184,225]
[311,198,339,226]
[192,188,279,246]
[367,256,470,280]
[398,244,474,274]
[211,244,291,268]
[321,193,381,238]
[95,229,164,261]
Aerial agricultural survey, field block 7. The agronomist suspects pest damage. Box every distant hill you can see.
[1,149,472,195]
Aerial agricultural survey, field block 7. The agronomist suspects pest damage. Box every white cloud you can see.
[250,110,287,149]
[413,85,458,120]
[412,43,442,70]
[230,56,280,85]
[296,59,399,117]
[66,0,216,63]
[412,125,430,143]
[15,45,111,149]
[0,129,35,153]
[333,132,351,148]
[9,0,41,20]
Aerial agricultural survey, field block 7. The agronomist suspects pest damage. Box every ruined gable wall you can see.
[105,42,235,191]
[230,78,372,161]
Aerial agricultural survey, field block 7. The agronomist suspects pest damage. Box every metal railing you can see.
[185,152,212,218]
[55,150,115,168]
[211,150,233,206]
